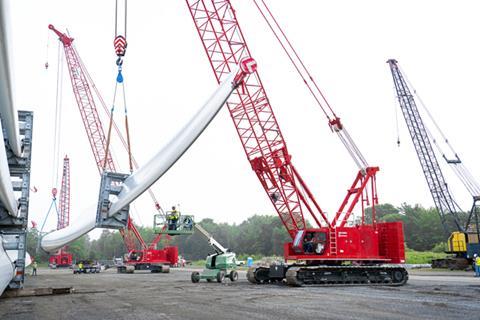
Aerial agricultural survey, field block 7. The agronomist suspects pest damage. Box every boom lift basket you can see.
[153,212,194,235]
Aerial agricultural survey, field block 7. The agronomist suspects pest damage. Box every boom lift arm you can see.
[190,223,238,283]
[194,224,228,254]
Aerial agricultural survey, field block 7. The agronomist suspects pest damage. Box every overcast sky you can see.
[6,0,480,236]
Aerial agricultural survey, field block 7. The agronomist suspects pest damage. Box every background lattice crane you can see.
[388,59,480,269]
[48,156,73,267]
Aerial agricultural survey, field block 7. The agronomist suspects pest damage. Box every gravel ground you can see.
[1,267,479,320]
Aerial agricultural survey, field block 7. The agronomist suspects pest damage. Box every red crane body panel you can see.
[49,251,73,268]
[284,222,405,264]
[125,246,178,266]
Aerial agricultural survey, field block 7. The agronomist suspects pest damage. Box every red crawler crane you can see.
[49,156,73,267]
[186,0,407,285]
[49,24,177,272]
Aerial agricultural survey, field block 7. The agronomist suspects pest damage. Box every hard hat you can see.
[474,254,478,257]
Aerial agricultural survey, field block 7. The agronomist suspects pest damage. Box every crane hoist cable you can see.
[52,41,64,187]
[39,188,59,234]
[103,0,134,174]
[78,55,165,215]
[391,84,401,147]
[45,29,50,69]
[252,0,369,171]
[36,188,60,254]
[252,0,335,120]
[41,39,65,244]
[103,76,119,171]
[38,28,69,251]
[399,64,480,198]
[114,0,127,57]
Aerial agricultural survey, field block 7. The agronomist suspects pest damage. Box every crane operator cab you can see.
[153,206,194,235]
[128,250,143,262]
[292,230,327,255]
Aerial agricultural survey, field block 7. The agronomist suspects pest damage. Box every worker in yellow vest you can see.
[168,206,179,230]
[31,261,38,276]
[474,254,480,277]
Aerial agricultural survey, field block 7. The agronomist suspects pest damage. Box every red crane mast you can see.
[58,156,71,230]
[186,0,407,286]
[49,156,73,267]
[48,27,115,174]
[186,0,320,236]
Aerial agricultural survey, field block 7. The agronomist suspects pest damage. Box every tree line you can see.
[28,203,454,262]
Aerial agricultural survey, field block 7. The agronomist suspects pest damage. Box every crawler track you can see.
[248,265,408,287]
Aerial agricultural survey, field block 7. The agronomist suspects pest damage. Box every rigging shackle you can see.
[116,57,124,83]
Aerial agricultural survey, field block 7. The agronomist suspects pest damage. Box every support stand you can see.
[0,111,33,289]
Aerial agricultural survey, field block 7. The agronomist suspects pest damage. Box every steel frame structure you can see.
[0,111,34,289]
[387,59,464,233]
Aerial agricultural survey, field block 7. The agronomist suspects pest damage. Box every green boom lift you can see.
[191,224,238,283]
